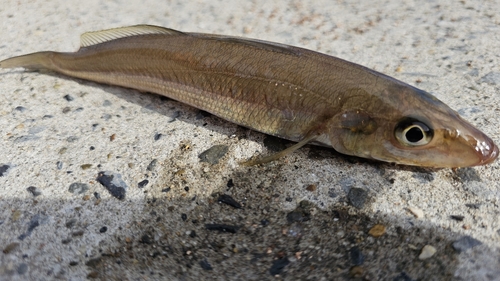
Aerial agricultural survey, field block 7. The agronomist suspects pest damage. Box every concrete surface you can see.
[1,0,499,280]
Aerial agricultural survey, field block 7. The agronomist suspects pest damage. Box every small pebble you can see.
[269,257,289,275]
[407,207,424,219]
[63,94,74,101]
[418,245,437,260]
[348,188,368,209]
[217,194,242,209]
[450,215,465,221]
[140,234,153,244]
[350,246,364,265]
[0,164,11,176]
[198,145,228,164]
[199,259,213,270]
[205,224,239,233]
[349,266,364,278]
[138,179,149,188]
[3,242,20,254]
[68,183,89,195]
[17,263,28,275]
[368,224,386,237]
[147,159,158,171]
[96,171,128,200]
[26,186,42,197]
[81,164,92,170]
[452,236,482,253]
[306,184,316,192]
[99,226,107,233]
[154,133,162,141]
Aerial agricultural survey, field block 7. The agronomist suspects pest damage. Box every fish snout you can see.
[474,136,499,165]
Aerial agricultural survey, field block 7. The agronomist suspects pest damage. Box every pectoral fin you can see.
[240,132,320,166]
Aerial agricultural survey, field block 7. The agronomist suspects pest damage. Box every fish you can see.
[0,25,497,168]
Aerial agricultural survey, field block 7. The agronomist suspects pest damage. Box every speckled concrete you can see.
[1,0,499,280]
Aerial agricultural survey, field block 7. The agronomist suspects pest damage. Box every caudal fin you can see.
[0,51,55,70]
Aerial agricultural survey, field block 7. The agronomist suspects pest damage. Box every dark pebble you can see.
[450,215,465,221]
[269,257,289,275]
[218,194,242,209]
[68,183,89,195]
[138,179,149,188]
[66,136,79,142]
[89,146,95,150]
[17,263,28,275]
[42,115,53,119]
[393,271,415,281]
[147,159,158,171]
[64,94,74,101]
[348,188,368,209]
[205,224,239,233]
[85,257,102,267]
[199,259,213,270]
[69,261,78,266]
[465,203,481,209]
[72,230,84,237]
[184,186,189,192]
[27,186,42,197]
[411,171,434,182]
[452,236,482,253]
[94,192,100,199]
[189,230,196,238]
[14,106,27,112]
[198,145,229,164]
[261,219,270,226]
[0,164,10,177]
[140,234,154,244]
[61,238,72,244]
[161,187,171,193]
[286,202,312,223]
[181,214,188,221]
[65,218,77,228]
[3,242,20,254]
[226,179,234,188]
[62,107,71,113]
[18,215,44,240]
[96,171,128,200]
[56,161,63,170]
[99,226,107,233]
[350,246,365,265]
[154,133,162,141]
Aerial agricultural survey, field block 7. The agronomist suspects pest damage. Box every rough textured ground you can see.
[1,0,499,280]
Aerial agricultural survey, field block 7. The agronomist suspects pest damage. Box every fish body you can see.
[0,25,497,167]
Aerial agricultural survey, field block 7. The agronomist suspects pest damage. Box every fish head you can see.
[328,85,498,168]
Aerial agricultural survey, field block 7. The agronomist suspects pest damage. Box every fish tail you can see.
[0,51,57,71]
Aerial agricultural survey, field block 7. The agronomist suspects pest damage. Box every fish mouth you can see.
[474,136,499,165]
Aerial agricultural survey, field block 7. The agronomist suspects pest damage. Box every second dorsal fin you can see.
[80,25,185,47]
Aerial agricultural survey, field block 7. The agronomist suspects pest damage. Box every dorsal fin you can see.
[80,25,185,47]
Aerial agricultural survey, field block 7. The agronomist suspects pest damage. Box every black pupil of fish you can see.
[406,126,424,143]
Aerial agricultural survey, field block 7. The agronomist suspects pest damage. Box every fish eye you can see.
[395,118,433,147]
